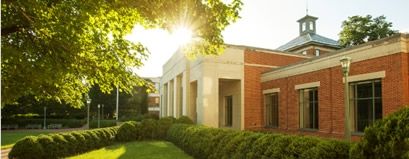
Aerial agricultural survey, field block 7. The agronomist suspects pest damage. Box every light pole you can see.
[102,104,104,120]
[340,56,352,141]
[43,106,47,129]
[116,87,119,121]
[97,104,101,128]
[86,96,91,129]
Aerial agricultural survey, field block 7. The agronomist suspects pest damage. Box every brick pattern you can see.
[148,96,159,107]
[259,53,409,139]
[244,49,307,129]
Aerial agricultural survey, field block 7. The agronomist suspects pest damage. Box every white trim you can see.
[245,63,278,68]
[263,88,280,94]
[344,71,386,83]
[253,49,310,58]
[261,35,407,82]
[295,81,320,90]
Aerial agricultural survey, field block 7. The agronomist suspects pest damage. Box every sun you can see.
[171,26,193,46]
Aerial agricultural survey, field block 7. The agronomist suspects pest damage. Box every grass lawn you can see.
[68,141,192,159]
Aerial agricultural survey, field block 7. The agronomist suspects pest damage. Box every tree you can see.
[339,15,397,48]
[1,0,242,107]
[88,83,149,120]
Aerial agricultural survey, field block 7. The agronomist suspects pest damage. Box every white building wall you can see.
[160,46,245,129]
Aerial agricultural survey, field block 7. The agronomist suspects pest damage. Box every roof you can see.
[297,15,318,22]
[276,33,340,51]
[263,33,408,80]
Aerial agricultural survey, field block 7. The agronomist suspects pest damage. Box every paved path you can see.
[1,148,11,159]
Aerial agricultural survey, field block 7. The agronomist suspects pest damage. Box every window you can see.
[309,21,314,30]
[225,96,233,127]
[265,93,279,127]
[350,80,382,132]
[315,49,320,56]
[302,22,306,31]
[302,51,307,55]
[299,88,319,129]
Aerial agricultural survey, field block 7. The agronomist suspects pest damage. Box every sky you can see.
[129,0,409,78]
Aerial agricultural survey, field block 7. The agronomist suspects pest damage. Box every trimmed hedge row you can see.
[9,127,119,159]
[2,119,86,128]
[167,124,350,159]
[9,116,194,159]
[115,116,192,142]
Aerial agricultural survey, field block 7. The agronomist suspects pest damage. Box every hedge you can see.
[115,116,190,142]
[167,124,350,159]
[350,107,409,159]
[2,119,86,128]
[89,119,117,128]
[9,126,119,159]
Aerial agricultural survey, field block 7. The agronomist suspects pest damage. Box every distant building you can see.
[146,77,160,116]
[160,14,409,139]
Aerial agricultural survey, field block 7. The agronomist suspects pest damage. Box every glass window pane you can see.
[300,88,318,129]
[374,81,382,97]
[356,99,372,132]
[357,82,372,98]
[375,98,382,120]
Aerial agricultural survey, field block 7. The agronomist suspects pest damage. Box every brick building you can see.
[160,14,409,139]
[147,77,161,116]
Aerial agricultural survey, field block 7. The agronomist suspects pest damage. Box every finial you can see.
[306,0,309,15]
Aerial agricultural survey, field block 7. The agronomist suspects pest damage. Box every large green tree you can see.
[339,15,397,48]
[89,83,149,120]
[1,0,242,107]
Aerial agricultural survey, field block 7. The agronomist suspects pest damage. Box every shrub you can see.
[8,136,44,159]
[2,118,86,128]
[157,116,176,139]
[10,126,119,159]
[60,133,77,155]
[175,116,194,124]
[70,132,87,153]
[167,124,350,159]
[50,134,69,157]
[350,107,409,159]
[143,113,159,120]
[89,119,117,128]
[140,119,159,140]
[115,121,138,142]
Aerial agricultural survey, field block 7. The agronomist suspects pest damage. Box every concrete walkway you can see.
[1,148,11,159]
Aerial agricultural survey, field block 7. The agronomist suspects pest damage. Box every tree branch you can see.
[1,26,25,36]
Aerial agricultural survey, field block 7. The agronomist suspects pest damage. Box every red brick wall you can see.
[243,49,307,129]
[148,96,159,107]
[259,52,409,139]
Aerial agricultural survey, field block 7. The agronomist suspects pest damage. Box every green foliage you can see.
[1,0,242,107]
[9,126,119,159]
[1,95,86,119]
[140,119,159,140]
[175,116,194,124]
[89,85,149,120]
[89,120,117,128]
[167,124,351,159]
[339,15,397,47]
[60,133,78,155]
[157,117,176,139]
[8,136,44,159]
[350,107,409,159]
[2,118,86,128]
[116,121,139,142]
